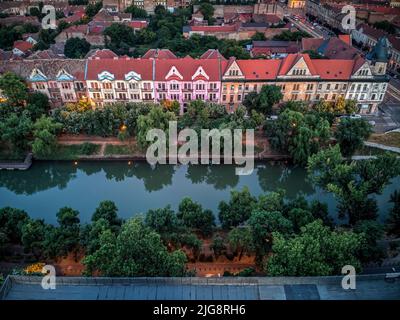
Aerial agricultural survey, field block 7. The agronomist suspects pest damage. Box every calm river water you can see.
[0,161,398,224]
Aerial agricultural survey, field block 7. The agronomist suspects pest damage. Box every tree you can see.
[31,116,62,157]
[21,219,47,258]
[218,187,257,229]
[26,92,50,120]
[92,200,122,228]
[266,109,331,165]
[266,220,364,276]
[0,112,33,151]
[104,23,135,55]
[64,37,91,59]
[125,5,147,18]
[136,105,176,148]
[228,226,254,260]
[248,210,292,256]
[85,1,102,18]
[145,205,180,234]
[373,21,395,34]
[387,190,400,236]
[83,218,187,276]
[354,220,385,263]
[177,198,215,235]
[0,207,29,243]
[251,32,266,41]
[335,118,372,156]
[80,218,112,254]
[199,2,215,24]
[307,146,400,225]
[243,85,282,115]
[0,72,28,106]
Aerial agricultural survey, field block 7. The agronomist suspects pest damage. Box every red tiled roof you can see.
[142,49,177,59]
[63,24,88,34]
[129,20,148,29]
[278,54,317,76]
[301,38,324,51]
[155,57,221,81]
[200,49,227,60]
[88,49,118,59]
[86,58,154,81]
[190,25,237,32]
[313,59,357,80]
[236,60,282,80]
[264,14,282,24]
[338,34,351,46]
[13,40,33,53]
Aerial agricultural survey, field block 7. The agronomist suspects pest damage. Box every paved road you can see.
[286,16,325,38]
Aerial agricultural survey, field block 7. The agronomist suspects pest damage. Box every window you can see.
[305,94,311,101]
[62,82,71,90]
[332,94,336,100]
[104,93,114,100]
[36,83,45,90]
[196,83,205,90]
[357,84,361,91]
[229,69,239,76]
[103,82,112,89]
[318,84,322,90]
[254,84,258,91]
[195,94,205,100]
[143,83,151,90]
[245,84,249,91]
[363,84,368,92]
[130,93,140,100]
[184,83,192,90]
[171,94,179,100]
[64,93,74,100]
[222,95,226,101]
[209,83,217,90]
[93,93,101,99]
[306,84,313,91]
[91,82,99,89]
[117,82,125,90]
[159,93,166,100]
[316,94,320,100]
[170,83,179,90]
[144,93,152,100]
[237,94,242,101]
[238,85,242,90]
[230,85,235,91]
[326,84,331,90]
[229,95,234,103]
[118,93,127,100]
[291,94,298,100]
[334,84,339,90]
[184,93,191,101]
[129,83,138,90]
[293,84,300,91]
[75,82,84,90]
[342,84,347,90]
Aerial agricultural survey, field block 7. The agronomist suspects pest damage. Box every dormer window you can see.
[229,70,239,76]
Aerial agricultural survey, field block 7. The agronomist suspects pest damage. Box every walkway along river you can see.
[0,161,398,225]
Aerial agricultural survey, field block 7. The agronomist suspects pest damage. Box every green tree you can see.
[21,219,47,259]
[228,226,254,260]
[145,205,180,234]
[83,217,187,276]
[92,200,122,228]
[85,1,102,18]
[266,220,364,276]
[308,146,400,225]
[136,105,176,148]
[248,210,292,256]
[26,92,50,120]
[387,190,400,236]
[31,116,62,157]
[335,118,372,156]
[0,207,29,243]
[0,72,28,106]
[243,85,282,115]
[80,218,113,254]
[251,32,266,41]
[125,4,147,18]
[177,198,215,235]
[0,112,33,151]
[64,37,91,58]
[354,220,384,263]
[218,187,257,229]
[199,2,215,24]
[104,23,135,55]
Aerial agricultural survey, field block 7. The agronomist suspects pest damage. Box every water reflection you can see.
[256,162,314,198]
[0,161,397,224]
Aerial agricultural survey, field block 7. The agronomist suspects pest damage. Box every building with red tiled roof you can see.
[251,41,300,58]
[12,41,33,56]
[301,36,359,60]
[0,47,389,114]
[142,49,177,59]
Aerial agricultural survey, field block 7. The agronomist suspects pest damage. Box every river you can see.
[0,161,398,225]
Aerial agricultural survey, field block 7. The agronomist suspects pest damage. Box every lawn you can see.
[368,132,400,148]
[354,145,397,156]
[35,143,101,160]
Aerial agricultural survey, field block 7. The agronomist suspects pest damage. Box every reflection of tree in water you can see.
[186,164,239,190]
[256,162,314,198]
[78,162,103,176]
[129,162,175,192]
[0,161,77,195]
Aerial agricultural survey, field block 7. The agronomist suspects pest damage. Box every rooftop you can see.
[1,275,399,300]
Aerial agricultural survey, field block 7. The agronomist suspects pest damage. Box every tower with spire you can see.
[366,36,390,75]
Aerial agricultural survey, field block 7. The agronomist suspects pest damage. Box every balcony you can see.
[89,88,101,92]
[157,87,167,92]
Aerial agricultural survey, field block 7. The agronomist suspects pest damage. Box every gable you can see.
[287,57,312,76]
[125,70,142,81]
[192,66,209,80]
[224,60,244,78]
[165,66,183,80]
[352,61,372,77]
[98,70,115,81]
[56,69,74,81]
[29,68,47,82]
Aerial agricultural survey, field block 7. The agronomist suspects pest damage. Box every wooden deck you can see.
[0,153,32,170]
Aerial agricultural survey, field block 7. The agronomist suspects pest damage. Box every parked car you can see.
[266,115,278,121]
